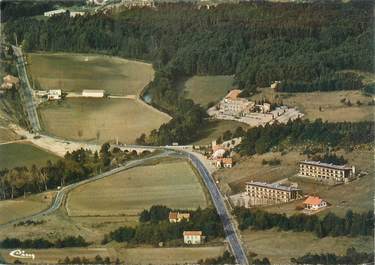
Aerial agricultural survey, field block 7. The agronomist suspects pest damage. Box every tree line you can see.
[58,255,120,265]
[234,207,374,238]
[0,235,89,249]
[291,247,374,265]
[238,119,374,155]
[102,206,224,245]
[3,1,373,145]
[0,143,149,200]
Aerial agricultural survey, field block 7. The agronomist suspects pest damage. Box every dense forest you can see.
[3,1,373,144]
[234,207,374,238]
[102,206,224,245]
[238,119,374,155]
[0,144,150,200]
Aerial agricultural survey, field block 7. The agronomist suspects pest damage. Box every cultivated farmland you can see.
[28,53,154,96]
[66,159,210,216]
[0,142,59,169]
[181,75,234,107]
[39,98,170,144]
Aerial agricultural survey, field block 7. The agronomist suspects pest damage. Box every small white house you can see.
[48,89,62,100]
[44,9,67,17]
[183,231,204,245]
[303,196,327,210]
[82,89,105,98]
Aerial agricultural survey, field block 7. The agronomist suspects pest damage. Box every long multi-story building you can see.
[298,160,355,184]
[245,181,302,206]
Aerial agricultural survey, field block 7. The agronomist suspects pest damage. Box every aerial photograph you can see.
[0,0,373,264]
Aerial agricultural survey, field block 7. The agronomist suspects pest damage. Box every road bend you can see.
[12,45,41,132]
[0,143,249,264]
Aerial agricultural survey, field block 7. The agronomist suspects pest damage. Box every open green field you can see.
[0,142,59,169]
[194,120,249,146]
[0,246,225,265]
[181,75,234,107]
[0,191,54,225]
[39,98,170,144]
[242,229,373,264]
[252,88,374,122]
[28,53,154,96]
[66,159,209,216]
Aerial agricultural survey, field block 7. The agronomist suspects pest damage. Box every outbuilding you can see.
[82,89,105,98]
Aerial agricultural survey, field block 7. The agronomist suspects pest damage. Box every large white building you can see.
[298,160,355,184]
[245,181,302,206]
[44,9,67,17]
[82,89,105,98]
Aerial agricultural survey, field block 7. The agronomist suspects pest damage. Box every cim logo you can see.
[9,249,35,260]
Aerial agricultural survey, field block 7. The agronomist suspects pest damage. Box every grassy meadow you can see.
[181,75,234,107]
[0,142,59,169]
[39,98,170,144]
[0,246,226,265]
[66,159,209,216]
[0,191,54,225]
[28,53,154,96]
[243,229,373,264]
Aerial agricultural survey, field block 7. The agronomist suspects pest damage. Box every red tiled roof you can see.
[169,212,178,220]
[183,231,202,236]
[303,196,323,206]
[222,157,233,164]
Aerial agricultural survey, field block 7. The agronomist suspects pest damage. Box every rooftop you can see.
[225,89,242,100]
[304,196,324,206]
[82,89,105,93]
[300,160,352,170]
[246,181,300,192]
[183,231,202,236]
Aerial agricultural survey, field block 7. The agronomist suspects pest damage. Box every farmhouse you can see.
[303,196,327,211]
[183,231,204,245]
[169,212,190,223]
[44,9,67,17]
[82,89,105,98]
[298,160,356,184]
[1,75,19,90]
[47,89,62,100]
[220,90,254,115]
[245,181,302,206]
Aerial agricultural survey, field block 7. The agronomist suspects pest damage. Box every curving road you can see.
[0,146,249,265]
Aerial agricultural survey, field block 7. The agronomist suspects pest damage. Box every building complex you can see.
[298,160,355,184]
[245,181,302,206]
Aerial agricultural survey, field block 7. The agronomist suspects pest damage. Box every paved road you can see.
[0,151,172,228]
[12,45,41,132]
[181,151,249,265]
[0,143,249,264]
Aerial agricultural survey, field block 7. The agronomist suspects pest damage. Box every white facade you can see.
[183,231,203,245]
[47,89,62,100]
[82,89,105,98]
[44,9,67,17]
